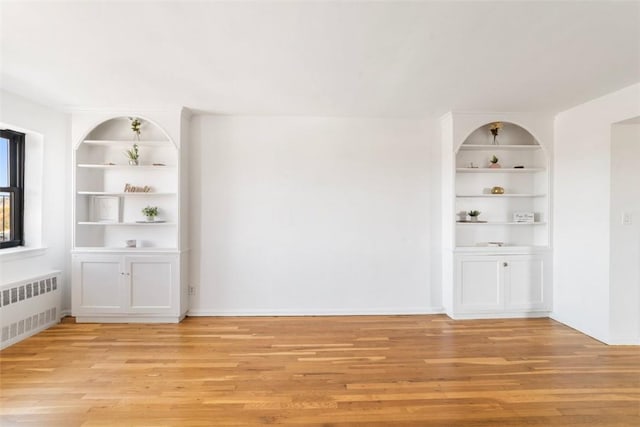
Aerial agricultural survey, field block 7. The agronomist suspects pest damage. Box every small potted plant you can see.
[142,206,158,222]
[489,155,501,169]
[125,143,139,166]
[468,210,481,222]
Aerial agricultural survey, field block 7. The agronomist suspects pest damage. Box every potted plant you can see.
[468,210,481,222]
[142,206,158,222]
[489,122,503,145]
[489,155,501,169]
[125,143,139,166]
[129,117,142,141]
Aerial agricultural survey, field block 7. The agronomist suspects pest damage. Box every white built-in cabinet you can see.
[71,112,189,323]
[72,253,179,320]
[455,254,550,315]
[441,113,553,319]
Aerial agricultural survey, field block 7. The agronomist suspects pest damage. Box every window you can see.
[0,129,25,248]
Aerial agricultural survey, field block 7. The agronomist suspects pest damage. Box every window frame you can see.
[0,129,25,249]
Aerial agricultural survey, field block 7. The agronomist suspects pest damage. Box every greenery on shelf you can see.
[125,144,139,162]
[129,117,142,136]
[142,206,158,218]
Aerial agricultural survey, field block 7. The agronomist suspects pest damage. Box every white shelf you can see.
[458,144,541,151]
[456,168,545,173]
[78,221,176,226]
[77,191,176,196]
[77,164,175,169]
[83,139,171,147]
[456,221,547,225]
[73,247,179,254]
[456,194,546,198]
[454,245,551,254]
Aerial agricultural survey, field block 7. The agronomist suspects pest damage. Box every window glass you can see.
[0,130,25,248]
[1,191,10,242]
[0,137,8,187]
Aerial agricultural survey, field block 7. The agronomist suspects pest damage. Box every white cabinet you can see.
[456,255,503,312]
[72,254,124,313]
[453,253,550,318]
[72,253,183,322]
[71,113,189,323]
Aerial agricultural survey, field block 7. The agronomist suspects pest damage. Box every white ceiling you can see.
[1,1,639,117]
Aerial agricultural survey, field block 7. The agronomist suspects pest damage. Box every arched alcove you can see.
[454,121,549,249]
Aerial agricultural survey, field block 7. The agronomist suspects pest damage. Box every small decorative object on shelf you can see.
[125,143,139,166]
[489,122,503,145]
[125,239,137,248]
[468,210,481,222]
[124,183,152,193]
[468,162,478,168]
[491,186,505,194]
[513,211,535,223]
[142,205,159,222]
[129,117,142,141]
[489,155,501,168]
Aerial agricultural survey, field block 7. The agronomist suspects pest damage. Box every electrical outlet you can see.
[622,212,633,226]
[188,286,196,296]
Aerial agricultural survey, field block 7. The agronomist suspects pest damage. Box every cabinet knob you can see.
[503,262,508,267]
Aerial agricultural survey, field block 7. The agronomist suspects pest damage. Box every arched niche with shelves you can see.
[71,111,188,324]
[73,116,179,250]
[454,122,549,250]
[439,113,553,320]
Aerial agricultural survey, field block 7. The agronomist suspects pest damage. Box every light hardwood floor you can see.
[1,315,639,426]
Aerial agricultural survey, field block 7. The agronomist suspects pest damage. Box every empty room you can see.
[1,1,639,425]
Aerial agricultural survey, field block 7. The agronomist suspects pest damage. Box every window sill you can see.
[0,246,48,262]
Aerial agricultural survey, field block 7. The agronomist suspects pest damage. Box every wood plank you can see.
[0,315,638,425]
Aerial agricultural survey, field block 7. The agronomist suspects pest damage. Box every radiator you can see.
[0,271,62,350]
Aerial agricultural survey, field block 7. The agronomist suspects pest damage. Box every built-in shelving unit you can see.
[454,122,549,250]
[71,113,189,323]
[74,118,178,250]
[440,113,553,320]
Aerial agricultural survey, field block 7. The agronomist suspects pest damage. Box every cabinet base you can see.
[446,311,551,320]
[75,314,186,323]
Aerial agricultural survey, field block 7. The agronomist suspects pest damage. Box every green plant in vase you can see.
[129,117,142,140]
[468,210,481,222]
[142,205,158,222]
[489,155,501,169]
[125,143,139,165]
[489,122,502,145]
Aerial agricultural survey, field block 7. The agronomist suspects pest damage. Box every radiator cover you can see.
[0,271,62,350]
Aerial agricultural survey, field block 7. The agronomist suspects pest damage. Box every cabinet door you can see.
[72,254,124,315]
[124,256,178,314]
[455,256,503,312]
[504,255,547,311]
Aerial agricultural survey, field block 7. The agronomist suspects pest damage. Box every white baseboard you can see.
[551,314,640,345]
[447,311,551,320]
[187,306,446,317]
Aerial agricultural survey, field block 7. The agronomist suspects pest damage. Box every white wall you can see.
[0,90,71,310]
[553,83,640,344]
[610,123,640,343]
[189,115,438,315]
